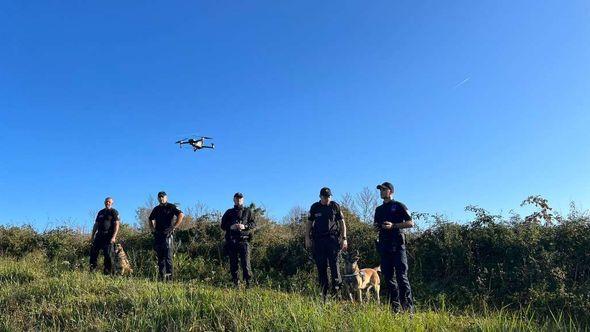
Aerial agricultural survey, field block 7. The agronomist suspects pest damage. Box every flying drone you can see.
[175,136,215,151]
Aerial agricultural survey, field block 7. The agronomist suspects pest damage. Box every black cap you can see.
[157,191,167,197]
[234,192,244,198]
[319,187,332,197]
[376,182,394,192]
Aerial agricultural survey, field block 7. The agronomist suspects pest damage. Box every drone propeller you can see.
[200,136,213,140]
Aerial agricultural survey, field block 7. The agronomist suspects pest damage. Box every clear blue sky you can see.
[1,0,589,230]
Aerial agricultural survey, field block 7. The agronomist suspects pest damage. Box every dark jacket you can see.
[308,201,344,239]
[221,205,256,242]
[373,200,411,246]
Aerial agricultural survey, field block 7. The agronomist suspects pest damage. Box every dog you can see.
[112,243,133,276]
[342,251,380,304]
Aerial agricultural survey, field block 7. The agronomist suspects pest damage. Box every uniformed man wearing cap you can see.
[221,192,256,288]
[148,191,184,281]
[89,197,120,274]
[305,187,348,299]
[374,182,415,313]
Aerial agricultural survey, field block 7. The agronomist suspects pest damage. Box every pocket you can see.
[223,241,230,255]
[378,241,396,254]
[331,237,341,252]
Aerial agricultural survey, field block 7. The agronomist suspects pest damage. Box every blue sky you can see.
[1,0,589,230]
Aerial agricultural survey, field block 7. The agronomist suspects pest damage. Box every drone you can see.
[175,136,215,151]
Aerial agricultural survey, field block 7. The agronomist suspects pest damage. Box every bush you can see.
[0,225,43,258]
[1,200,589,325]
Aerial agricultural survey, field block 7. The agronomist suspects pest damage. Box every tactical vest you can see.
[311,202,340,239]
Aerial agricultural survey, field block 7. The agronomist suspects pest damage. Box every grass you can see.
[0,254,583,331]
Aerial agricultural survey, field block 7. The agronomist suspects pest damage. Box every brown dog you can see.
[342,251,380,304]
[113,243,133,276]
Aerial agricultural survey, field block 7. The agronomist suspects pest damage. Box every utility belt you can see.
[310,229,339,240]
[94,232,113,242]
[154,231,174,244]
[227,232,252,243]
[379,230,406,245]
[377,231,406,250]
[224,236,250,255]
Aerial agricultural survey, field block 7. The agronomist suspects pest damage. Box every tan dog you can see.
[113,243,133,276]
[342,251,380,304]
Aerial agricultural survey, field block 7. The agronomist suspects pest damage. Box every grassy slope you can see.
[0,255,579,331]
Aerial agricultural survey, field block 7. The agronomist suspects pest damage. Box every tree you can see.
[356,187,379,224]
[521,195,554,225]
[135,195,158,230]
[282,206,307,225]
[340,193,357,213]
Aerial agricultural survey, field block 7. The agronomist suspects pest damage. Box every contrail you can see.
[453,77,471,89]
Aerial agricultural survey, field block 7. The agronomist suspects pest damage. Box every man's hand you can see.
[238,224,246,231]
[341,239,348,251]
[89,235,94,243]
[382,221,393,230]
[110,238,116,244]
[305,238,312,249]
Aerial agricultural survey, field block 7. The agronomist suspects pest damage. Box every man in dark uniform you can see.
[90,197,120,274]
[373,182,415,313]
[305,187,348,299]
[221,192,256,288]
[148,191,184,281]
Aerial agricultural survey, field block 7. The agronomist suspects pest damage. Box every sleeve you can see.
[245,209,256,230]
[399,203,411,221]
[95,211,101,223]
[148,208,156,221]
[173,205,183,217]
[373,208,380,228]
[113,209,120,221]
[334,203,344,221]
[308,204,315,222]
[220,210,230,231]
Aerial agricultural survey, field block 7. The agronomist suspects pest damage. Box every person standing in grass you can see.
[90,197,120,274]
[221,192,256,288]
[148,191,184,281]
[305,187,348,299]
[373,182,415,313]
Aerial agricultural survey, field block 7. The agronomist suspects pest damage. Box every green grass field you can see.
[0,254,581,331]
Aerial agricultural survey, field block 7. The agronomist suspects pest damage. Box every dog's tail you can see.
[374,266,381,273]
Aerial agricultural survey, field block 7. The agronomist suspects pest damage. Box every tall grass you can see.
[0,255,582,331]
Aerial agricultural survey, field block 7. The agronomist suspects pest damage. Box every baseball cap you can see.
[319,187,332,197]
[157,191,167,197]
[234,192,244,198]
[376,182,394,192]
